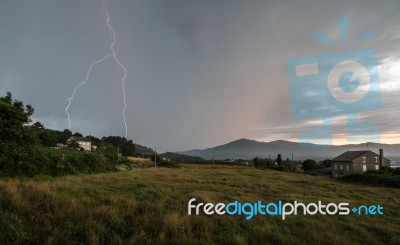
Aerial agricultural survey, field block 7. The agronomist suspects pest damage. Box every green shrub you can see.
[340,173,400,188]
[0,147,120,178]
[157,161,180,168]
[302,159,319,171]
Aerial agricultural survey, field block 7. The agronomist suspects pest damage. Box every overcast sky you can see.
[1,0,399,152]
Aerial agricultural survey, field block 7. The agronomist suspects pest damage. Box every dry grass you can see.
[0,164,399,244]
[127,157,154,168]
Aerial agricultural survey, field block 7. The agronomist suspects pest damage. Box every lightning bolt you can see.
[103,0,128,138]
[65,0,129,138]
[65,54,112,132]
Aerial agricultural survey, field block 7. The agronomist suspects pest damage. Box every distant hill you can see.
[160,152,205,163]
[134,144,155,155]
[180,139,400,162]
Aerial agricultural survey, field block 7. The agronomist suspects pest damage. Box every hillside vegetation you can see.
[0,92,135,177]
[0,164,399,244]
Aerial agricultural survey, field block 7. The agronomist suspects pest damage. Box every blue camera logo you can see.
[286,19,381,145]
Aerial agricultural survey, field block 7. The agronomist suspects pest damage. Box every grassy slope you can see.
[0,164,399,244]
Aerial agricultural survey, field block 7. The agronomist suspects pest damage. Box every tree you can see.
[86,135,102,146]
[63,129,72,138]
[302,159,319,171]
[72,132,83,137]
[321,159,332,168]
[0,92,38,174]
[31,121,45,129]
[0,92,35,143]
[58,129,73,144]
[97,144,118,163]
[253,157,259,164]
[277,154,282,167]
[151,153,162,163]
[39,131,58,147]
[101,136,135,156]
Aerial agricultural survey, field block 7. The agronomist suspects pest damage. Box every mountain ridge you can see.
[179,139,400,162]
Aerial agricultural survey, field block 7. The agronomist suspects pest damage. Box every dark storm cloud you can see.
[1,0,399,152]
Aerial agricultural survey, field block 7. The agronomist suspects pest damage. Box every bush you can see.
[302,159,319,171]
[150,154,162,163]
[157,161,180,168]
[0,147,120,177]
[340,173,400,188]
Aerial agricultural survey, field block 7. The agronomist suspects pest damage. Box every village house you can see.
[331,149,391,179]
[67,136,92,151]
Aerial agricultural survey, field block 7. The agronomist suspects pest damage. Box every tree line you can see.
[253,153,331,172]
[0,92,135,177]
[29,121,135,155]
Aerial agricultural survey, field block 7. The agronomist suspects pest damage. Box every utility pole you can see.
[154,147,157,167]
[212,152,214,166]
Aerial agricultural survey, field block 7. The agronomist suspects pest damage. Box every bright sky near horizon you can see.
[1,0,399,152]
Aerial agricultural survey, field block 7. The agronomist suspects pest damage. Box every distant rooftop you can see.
[332,151,371,162]
[68,136,91,142]
[332,150,388,162]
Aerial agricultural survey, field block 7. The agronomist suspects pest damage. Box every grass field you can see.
[0,164,399,244]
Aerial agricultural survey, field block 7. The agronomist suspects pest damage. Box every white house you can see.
[67,136,92,151]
